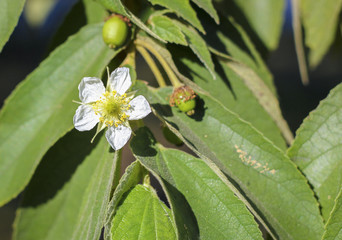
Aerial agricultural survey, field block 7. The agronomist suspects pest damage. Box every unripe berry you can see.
[177,98,196,113]
[162,126,183,146]
[169,86,197,115]
[102,15,129,48]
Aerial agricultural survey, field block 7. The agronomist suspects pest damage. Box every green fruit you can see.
[162,126,183,146]
[102,15,128,48]
[176,99,196,113]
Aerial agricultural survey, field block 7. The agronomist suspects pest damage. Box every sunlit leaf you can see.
[104,161,147,239]
[149,15,187,45]
[288,83,342,220]
[110,184,177,240]
[136,81,325,240]
[131,127,263,240]
[322,188,342,240]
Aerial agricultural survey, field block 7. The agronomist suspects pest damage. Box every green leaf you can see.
[222,59,293,144]
[104,161,147,240]
[147,0,205,33]
[170,48,286,149]
[149,15,187,45]
[322,188,342,240]
[131,127,263,240]
[13,131,117,240]
[110,184,177,240]
[136,81,325,240]
[300,0,342,67]
[0,23,121,206]
[83,0,108,24]
[229,0,285,50]
[95,0,166,43]
[127,130,199,240]
[287,83,342,220]
[206,15,276,94]
[191,0,219,23]
[0,0,26,52]
[173,20,216,79]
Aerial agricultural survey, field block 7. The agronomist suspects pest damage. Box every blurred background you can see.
[0,0,341,239]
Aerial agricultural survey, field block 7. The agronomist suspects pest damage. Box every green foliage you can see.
[148,14,187,45]
[230,0,285,50]
[173,20,216,79]
[111,184,177,240]
[147,0,204,33]
[83,0,108,24]
[322,188,342,240]
[1,0,341,239]
[300,0,342,67]
[169,48,286,149]
[0,0,26,52]
[131,127,263,240]
[104,161,147,239]
[288,82,342,220]
[13,131,117,240]
[136,82,324,239]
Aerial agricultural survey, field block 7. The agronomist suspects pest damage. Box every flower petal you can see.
[79,77,105,103]
[127,95,151,120]
[73,105,99,131]
[108,67,131,95]
[105,125,132,150]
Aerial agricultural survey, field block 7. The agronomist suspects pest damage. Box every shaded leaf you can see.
[204,14,276,94]
[131,127,263,240]
[173,20,216,79]
[147,0,205,33]
[13,131,117,240]
[300,0,342,67]
[0,24,120,206]
[149,15,187,45]
[322,188,342,240]
[0,0,26,52]
[136,81,325,240]
[288,83,342,220]
[111,184,177,240]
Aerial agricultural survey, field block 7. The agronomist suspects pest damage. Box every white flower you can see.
[73,67,151,150]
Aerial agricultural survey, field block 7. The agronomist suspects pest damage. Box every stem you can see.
[112,150,122,192]
[292,0,309,85]
[135,39,182,88]
[122,44,136,68]
[136,45,166,87]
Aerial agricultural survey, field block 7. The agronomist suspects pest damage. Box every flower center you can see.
[92,90,130,127]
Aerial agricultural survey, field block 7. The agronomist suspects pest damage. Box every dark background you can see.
[0,0,341,239]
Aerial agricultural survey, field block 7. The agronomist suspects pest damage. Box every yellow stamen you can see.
[92,90,131,129]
